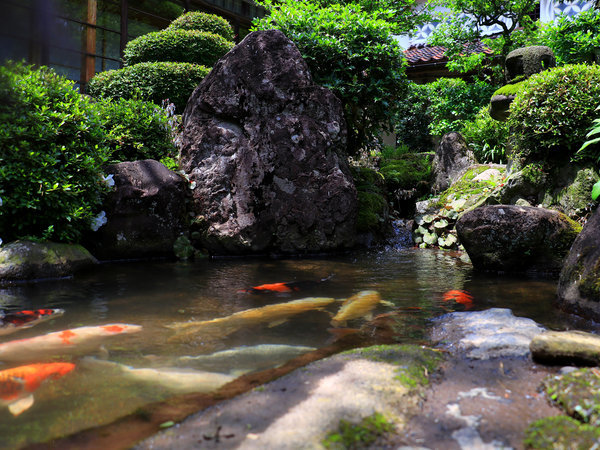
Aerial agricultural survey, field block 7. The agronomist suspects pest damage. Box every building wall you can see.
[0,0,263,90]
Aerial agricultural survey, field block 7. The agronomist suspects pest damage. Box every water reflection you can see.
[0,248,582,448]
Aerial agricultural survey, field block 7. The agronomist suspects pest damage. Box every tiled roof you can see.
[403,41,493,65]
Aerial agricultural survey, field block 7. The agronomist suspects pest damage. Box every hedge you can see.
[123,29,234,66]
[87,61,210,113]
[509,63,600,162]
[168,11,234,41]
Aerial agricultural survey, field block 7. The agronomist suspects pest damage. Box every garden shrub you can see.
[540,9,600,65]
[425,78,498,136]
[95,97,177,163]
[87,61,210,113]
[394,78,497,151]
[252,0,407,154]
[0,63,110,243]
[394,82,432,152]
[461,106,509,163]
[168,11,234,41]
[379,153,433,191]
[123,29,233,66]
[350,166,388,233]
[508,64,600,163]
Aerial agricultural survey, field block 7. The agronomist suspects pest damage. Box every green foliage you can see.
[252,0,407,154]
[461,106,509,163]
[168,11,234,41]
[509,64,600,162]
[428,0,539,76]
[394,83,432,152]
[87,62,210,113]
[539,9,600,65]
[379,153,433,190]
[592,180,600,201]
[578,105,600,164]
[95,98,177,163]
[322,412,394,449]
[395,79,496,150]
[123,29,233,66]
[0,62,110,243]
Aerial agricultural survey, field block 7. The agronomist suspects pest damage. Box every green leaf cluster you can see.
[508,64,600,163]
[123,29,233,67]
[87,62,210,113]
[461,105,509,163]
[539,9,600,65]
[395,78,497,148]
[95,97,177,163]
[168,11,234,41]
[0,62,111,243]
[252,0,408,154]
[323,412,394,449]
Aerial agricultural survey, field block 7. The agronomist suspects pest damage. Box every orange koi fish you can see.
[0,362,75,416]
[442,290,474,307]
[0,324,142,362]
[239,274,335,295]
[0,309,64,336]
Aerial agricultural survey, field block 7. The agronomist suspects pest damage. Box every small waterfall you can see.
[385,219,414,250]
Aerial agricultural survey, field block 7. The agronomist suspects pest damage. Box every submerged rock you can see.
[530,330,600,366]
[431,308,545,359]
[557,206,600,320]
[85,160,189,261]
[0,240,97,283]
[180,30,357,255]
[456,205,581,277]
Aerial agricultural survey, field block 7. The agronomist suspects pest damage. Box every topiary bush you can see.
[461,105,510,163]
[168,11,234,41]
[0,63,110,243]
[508,64,600,163]
[87,61,210,112]
[95,97,177,163]
[123,29,233,66]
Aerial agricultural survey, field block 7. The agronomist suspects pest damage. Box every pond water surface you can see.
[0,247,587,448]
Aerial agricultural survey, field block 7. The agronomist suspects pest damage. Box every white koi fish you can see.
[0,324,142,362]
[81,358,235,393]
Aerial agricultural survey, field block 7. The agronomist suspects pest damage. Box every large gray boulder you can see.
[0,240,97,283]
[86,159,189,261]
[557,207,600,320]
[431,132,476,193]
[456,205,581,277]
[180,30,357,255]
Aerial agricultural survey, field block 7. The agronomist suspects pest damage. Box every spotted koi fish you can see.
[0,309,64,336]
[0,362,75,416]
[0,324,142,362]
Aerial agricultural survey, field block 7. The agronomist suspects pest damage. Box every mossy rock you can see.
[379,152,433,191]
[357,191,388,233]
[505,46,556,82]
[492,80,526,97]
[554,167,600,219]
[542,368,600,425]
[524,415,600,449]
[0,240,98,283]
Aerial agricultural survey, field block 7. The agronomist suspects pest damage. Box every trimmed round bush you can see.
[509,64,600,162]
[123,29,234,66]
[95,97,177,163]
[87,61,210,113]
[168,11,234,41]
[0,63,110,243]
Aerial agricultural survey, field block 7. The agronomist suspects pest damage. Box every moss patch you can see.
[357,191,388,232]
[342,344,444,388]
[322,412,395,449]
[542,368,600,425]
[379,153,433,191]
[524,415,600,449]
[493,80,526,97]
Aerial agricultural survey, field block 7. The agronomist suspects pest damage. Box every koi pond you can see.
[0,247,583,448]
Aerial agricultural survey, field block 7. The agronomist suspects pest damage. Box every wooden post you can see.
[81,0,97,88]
